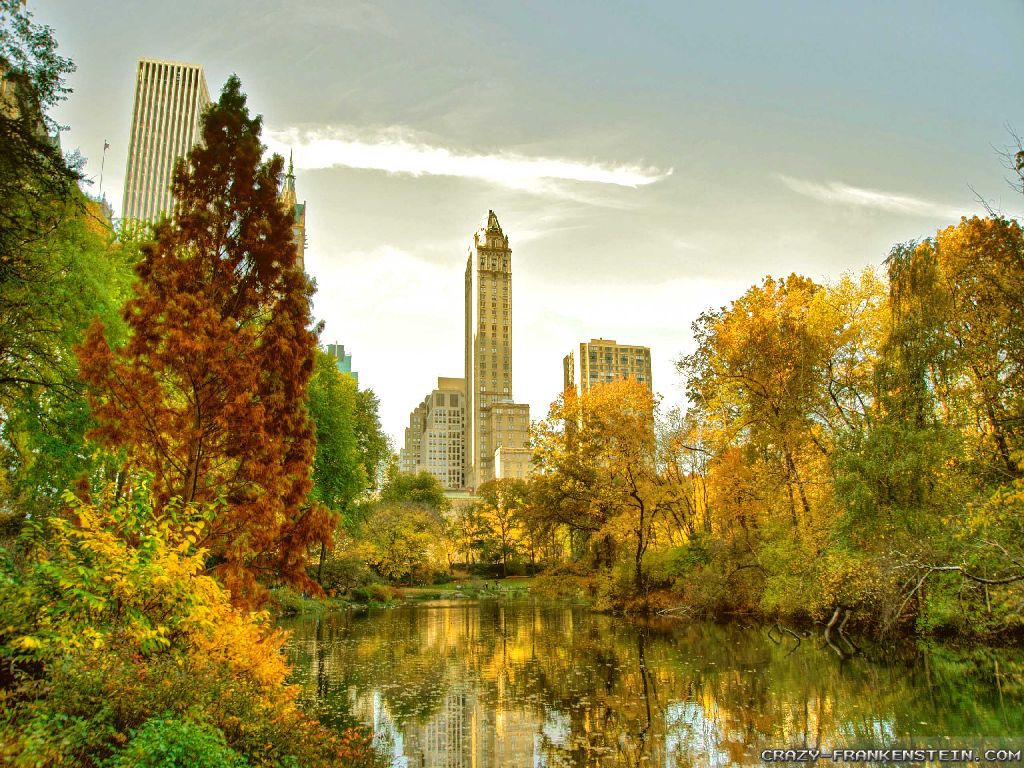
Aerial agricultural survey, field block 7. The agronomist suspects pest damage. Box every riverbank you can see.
[269,576,541,616]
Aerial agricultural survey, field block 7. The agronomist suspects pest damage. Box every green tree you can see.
[354,388,389,493]
[0,0,80,299]
[381,469,451,511]
[308,349,366,514]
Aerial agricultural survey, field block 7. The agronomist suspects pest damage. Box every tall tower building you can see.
[279,151,307,271]
[122,58,210,225]
[464,211,529,487]
[563,339,653,395]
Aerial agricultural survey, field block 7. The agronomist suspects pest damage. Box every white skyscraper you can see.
[122,58,210,224]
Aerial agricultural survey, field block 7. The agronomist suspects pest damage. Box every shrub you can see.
[105,717,247,768]
[368,584,394,603]
[318,555,374,594]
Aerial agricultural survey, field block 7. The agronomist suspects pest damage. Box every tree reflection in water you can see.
[281,602,1023,767]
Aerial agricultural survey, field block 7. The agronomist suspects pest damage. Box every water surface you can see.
[281,600,1023,766]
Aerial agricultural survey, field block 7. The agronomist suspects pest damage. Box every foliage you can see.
[475,478,529,577]
[353,388,390,495]
[357,502,448,585]
[533,378,669,591]
[308,349,365,514]
[0,210,136,522]
[76,76,331,604]
[515,221,1023,636]
[104,717,248,768]
[0,486,374,767]
[380,469,451,510]
[0,0,81,295]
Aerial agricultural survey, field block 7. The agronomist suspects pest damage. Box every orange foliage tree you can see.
[77,76,332,603]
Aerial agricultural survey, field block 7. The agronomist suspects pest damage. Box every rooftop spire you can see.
[485,209,502,233]
[280,148,296,206]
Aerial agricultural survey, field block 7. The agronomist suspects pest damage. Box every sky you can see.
[30,0,1024,448]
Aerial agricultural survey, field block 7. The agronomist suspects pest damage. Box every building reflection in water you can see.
[283,601,1023,768]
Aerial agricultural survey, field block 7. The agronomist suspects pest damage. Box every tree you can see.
[380,469,451,511]
[77,76,329,604]
[476,478,529,577]
[360,502,447,584]
[0,212,137,522]
[0,2,101,412]
[308,349,366,514]
[354,388,390,493]
[534,379,666,591]
[0,1,80,292]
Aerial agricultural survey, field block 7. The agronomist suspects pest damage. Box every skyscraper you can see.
[563,339,653,395]
[464,211,530,487]
[122,58,210,224]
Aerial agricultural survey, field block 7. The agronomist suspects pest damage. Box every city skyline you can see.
[34,0,1024,445]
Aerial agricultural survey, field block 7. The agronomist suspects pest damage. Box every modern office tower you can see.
[122,58,210,225]
[324,343,358,384]
[399,378,466,489]
[563,339,653,395]
[279,151,307,271]
[464,211,531,487]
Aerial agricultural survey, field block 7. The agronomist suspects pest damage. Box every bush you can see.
[349,586,371,603]
[368,584,394,603]
[0,486,378,767]
[106,717,247,768]
[269,586,324,616]
[318,556,374,594]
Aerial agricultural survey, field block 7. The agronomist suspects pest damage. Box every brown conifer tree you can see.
[78,76,332,604]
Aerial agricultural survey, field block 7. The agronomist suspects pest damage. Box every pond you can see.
[280,600,1023,767]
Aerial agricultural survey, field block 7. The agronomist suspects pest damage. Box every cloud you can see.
[777,174,964,219]
[266,126,672,194]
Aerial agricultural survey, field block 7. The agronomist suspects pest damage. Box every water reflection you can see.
[281,601,1023,767]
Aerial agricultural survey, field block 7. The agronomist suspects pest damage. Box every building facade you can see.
[420,377,466,490]
[399,399,428,476]
[494,447,532,481]
[563,339,653,395]
[122,58,210,225]
[464,211,530,487]
[399,377,466,490]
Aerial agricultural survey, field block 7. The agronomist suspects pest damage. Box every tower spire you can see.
[281,148,296,202]
[486,209,501,233]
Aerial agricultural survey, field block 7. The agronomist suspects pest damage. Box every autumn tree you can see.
[77,76,329,603]
[534,379,668,591]
[476,478,529,577]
